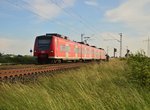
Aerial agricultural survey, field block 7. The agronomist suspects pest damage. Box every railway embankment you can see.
[0,55,150,110]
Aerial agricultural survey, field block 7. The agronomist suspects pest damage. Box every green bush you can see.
[127,52,150,88]
[0,55,37,64]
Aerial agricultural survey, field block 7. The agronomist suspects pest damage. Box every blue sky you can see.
[0,0,150,56]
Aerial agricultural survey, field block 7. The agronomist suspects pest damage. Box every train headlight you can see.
[50,50,54,53]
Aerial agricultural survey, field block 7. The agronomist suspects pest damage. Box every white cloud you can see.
[23,0,75,20]
[84,0,98,6]
[105,0,150,32]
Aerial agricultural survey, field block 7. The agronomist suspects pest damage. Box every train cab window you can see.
[37,37,51,50]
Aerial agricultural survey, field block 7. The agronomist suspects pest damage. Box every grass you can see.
[0,59,150,110]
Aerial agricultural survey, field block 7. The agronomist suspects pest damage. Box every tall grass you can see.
[0,60,150,110]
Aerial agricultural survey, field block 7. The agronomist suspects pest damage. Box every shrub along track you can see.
[0,63,86,83]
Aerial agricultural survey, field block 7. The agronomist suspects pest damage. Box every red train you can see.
[34,33,107,64]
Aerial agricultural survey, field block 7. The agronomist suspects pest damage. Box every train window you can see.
[66,46,70,52]
[60,45,70,52]
[82,48,85,54]
[90,49,92,54]
[74,48,78,53]
[87,49,90,54]
[38,39,49,44]
[74,48,76,53]
[60,45,66,52]
[37,38,51,50]
[85,48,87,54]
[78,48,80,53]
[84,48,87,54]
[77,48,79,53]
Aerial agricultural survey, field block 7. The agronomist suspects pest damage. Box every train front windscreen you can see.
[37,37,51,50]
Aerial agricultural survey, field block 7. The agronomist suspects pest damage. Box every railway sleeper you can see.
[0,63,84,83]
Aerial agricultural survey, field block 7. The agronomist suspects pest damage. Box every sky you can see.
[0,0,150,57]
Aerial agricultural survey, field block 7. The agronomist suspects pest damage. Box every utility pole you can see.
[119,33,122,57]
[81,34,84,42]
[104,33,123,57]
[144,37,150,57]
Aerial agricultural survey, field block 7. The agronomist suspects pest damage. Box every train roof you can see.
[37,33,65,39]
[91,46,96,48]
[46,33,62,37]
[37,33,104,50]
[98,48,104,50]
[78,42,84,44]
[46,33,70,40]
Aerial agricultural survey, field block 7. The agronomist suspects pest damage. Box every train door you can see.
[55,37,58,58]
[65,43,69,59]
[100,49,102,59]
[75,44,79,59]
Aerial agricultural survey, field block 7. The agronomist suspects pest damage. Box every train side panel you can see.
[53,37,81,61]
[101,50,106,60]
[34,33,107,63]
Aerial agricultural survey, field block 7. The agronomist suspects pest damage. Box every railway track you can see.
[0,63,85,82]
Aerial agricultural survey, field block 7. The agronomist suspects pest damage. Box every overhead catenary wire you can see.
[4,0,114,42]
[6,0,106,44]
[60,0,106,39]
[50,0,104,37]
[5,0,82,36]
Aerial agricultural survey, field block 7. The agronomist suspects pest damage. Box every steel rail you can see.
[0,63,84,81]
